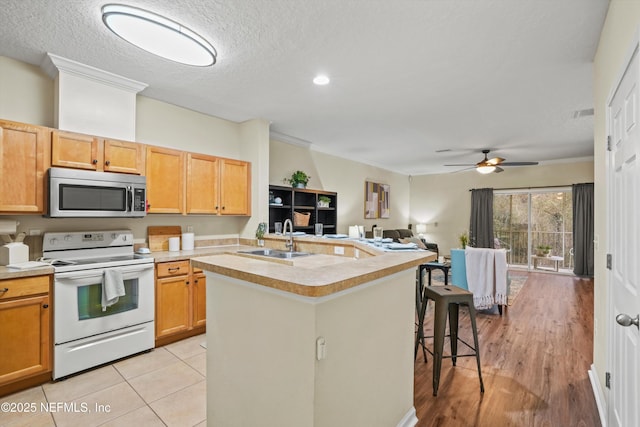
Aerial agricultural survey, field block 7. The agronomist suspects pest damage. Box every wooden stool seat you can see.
[416,285,485,396]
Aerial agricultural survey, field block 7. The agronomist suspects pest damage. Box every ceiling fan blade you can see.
[486,157,505,165]
[494,166,504,173]
[444,163,476,167]
[500,161,539,166]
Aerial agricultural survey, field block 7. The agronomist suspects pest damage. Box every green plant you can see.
[255,222,267,240]
[319,195,331,203]
[459,231,469,249]
[286,170,310,187]
[536,245,552,251]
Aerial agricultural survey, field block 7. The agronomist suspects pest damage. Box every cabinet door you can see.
[51,130,100,171]
[146,146,185,214]
[155,275,190,338]
[0,295,50,384]
[192,271,206,328]
[219,159,251,215]
[0,120,48,213]
[186,153,219,214]
[103,139,145,175]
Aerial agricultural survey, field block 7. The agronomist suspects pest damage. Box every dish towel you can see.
[102,269,125,311]
[465,247,496,310]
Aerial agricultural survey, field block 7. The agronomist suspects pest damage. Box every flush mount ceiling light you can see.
[476,165,496,174]
[102,4,216,66]
[313,75,330,85]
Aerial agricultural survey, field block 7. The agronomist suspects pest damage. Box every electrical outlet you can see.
[334,246,344,255]
[29,229,41,236]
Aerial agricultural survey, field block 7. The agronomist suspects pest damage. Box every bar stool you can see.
[416,285,484,396]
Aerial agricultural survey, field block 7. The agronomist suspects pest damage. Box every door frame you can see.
[605,25,640,427]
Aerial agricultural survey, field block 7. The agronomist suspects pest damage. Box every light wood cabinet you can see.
[155,260,206,346]
[0,120,49,213]
[219,158,251,215]
[0,275,52,396]
[185,154,251,215]
[51,130,144,174]
[146,146,185,214]
[186,153,219,214]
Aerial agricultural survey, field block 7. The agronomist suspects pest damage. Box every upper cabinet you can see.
[186,153,219,214]
[219,158,251,216]
[183,153,251,216]
[146,146,185,214]
[51,130,144,174]
[0,120,49,213]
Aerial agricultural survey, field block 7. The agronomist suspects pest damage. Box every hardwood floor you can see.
[414,271,600,427]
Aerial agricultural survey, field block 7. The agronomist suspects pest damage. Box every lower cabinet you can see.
[0,275,52,397]
[155,260,206,346]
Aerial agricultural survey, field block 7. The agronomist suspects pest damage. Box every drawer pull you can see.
[186,281,190,285]
[168,267,181,272]
[43,304,49,309]
[0,288,8,292]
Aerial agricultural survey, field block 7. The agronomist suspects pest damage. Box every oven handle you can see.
[54,263,154,280]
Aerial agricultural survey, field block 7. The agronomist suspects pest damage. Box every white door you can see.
[607,42,640,427]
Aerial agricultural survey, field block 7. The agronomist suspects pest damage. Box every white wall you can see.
[593,0,640,403]
[270,139,411,234]
[410,161,594,254]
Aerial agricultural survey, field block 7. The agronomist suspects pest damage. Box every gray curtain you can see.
[469,188,494,248]
[572,183,594,276]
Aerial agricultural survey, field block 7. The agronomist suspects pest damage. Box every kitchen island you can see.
[191,236,435,427]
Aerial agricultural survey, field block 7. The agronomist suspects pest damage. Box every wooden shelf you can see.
[269,185,337,234]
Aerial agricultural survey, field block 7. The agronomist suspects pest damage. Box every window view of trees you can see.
[494,190,573,270]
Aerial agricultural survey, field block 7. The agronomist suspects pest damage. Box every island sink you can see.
[238,248,312,259]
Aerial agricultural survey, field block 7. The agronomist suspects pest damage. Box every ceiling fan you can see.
[445,149,539,174]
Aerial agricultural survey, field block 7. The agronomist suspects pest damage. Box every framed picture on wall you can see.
[365,181,390,219]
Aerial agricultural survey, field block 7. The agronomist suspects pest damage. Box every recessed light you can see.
[313,75,330,85]
[102,4,216,67]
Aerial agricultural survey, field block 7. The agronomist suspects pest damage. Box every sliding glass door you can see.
[493,187,573,272]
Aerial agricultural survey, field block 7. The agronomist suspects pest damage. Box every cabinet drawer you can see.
[157,261,190,278]
[0,275,50,300]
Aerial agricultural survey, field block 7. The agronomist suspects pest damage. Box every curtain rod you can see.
[469,183,593,192]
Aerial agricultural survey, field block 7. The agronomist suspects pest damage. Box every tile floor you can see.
[1,334,207,427]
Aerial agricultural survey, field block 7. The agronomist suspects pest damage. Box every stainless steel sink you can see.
[239,249,312,259]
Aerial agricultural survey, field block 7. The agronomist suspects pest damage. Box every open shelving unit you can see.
[269,185,337,234]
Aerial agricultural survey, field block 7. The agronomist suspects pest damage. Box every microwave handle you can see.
[127,186,133,212]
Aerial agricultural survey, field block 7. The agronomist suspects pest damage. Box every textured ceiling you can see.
[0,0,608,175]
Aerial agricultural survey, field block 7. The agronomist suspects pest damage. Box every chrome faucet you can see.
[283,218,294,252]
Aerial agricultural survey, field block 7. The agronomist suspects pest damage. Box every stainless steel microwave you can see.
[46,167,147,218]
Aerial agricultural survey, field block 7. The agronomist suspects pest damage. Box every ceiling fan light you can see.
[476,165,496,174]
[102,4,216,67]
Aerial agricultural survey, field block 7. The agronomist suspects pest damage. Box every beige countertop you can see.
[191,236,436,297]
[0,265,54,280]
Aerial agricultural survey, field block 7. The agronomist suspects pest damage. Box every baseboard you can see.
[397,407,418,427]
[588,364,607,427]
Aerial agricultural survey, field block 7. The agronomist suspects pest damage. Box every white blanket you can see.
[465,247,508,309]
[102,269,125,311]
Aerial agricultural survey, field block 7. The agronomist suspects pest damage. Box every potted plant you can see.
[286,170,310,188]
[459,231,469,249]
[255,222,267,246]
[318,195,331,208]
[536,245,552,257]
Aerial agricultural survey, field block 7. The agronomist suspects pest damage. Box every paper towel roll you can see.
[168,237,180,252]
[182,233,195,250]
[348,226,359,239]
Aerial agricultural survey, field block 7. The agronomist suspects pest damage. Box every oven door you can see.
[54,263,154,344]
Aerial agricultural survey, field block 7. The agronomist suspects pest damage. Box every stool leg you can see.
[449,302,459,366]
[467,303,485,393]
[432,298,448,396]
[414,289,428,362]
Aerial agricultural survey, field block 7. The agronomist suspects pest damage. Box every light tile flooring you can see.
[1,334,207,427]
